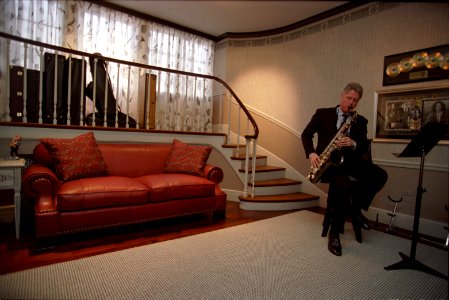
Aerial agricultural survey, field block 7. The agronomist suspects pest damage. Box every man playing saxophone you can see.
[301,82,388,256]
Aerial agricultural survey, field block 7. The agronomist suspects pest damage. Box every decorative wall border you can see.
[216,2,401,50]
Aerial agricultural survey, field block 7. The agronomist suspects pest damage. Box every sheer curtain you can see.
[0,0,66,120]
[146,25,215,131]
[0,0,214,131]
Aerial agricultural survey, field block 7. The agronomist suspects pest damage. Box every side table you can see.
[0,158,26,239]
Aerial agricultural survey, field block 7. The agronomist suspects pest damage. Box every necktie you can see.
[337,113,348,129]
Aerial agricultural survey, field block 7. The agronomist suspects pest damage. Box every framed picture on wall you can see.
[374,86,449,142]
[382,44,449,86]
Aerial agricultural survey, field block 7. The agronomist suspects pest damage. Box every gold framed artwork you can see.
[374,86,449,141]
[383,44,449,86]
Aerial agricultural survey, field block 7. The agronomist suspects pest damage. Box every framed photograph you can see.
[383,44,449,86]
[374,86,449,141]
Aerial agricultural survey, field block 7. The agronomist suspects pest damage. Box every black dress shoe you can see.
[328,234,342,256]
[359,213,371,230]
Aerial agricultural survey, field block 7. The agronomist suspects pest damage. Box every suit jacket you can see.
[301,106,369,174]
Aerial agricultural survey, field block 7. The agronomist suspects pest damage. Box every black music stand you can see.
[384,122,448,280]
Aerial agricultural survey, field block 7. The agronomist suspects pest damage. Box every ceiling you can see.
[104,1,348,38]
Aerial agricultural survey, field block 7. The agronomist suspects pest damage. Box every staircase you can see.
[223,143,320,211]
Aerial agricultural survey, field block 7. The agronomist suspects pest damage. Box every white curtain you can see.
[0,0,66,120]
[146,25,214,131]
[0,0,214,131]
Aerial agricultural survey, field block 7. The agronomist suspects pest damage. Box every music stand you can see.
[384,122,448,280]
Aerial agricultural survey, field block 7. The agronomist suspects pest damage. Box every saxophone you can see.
[306,111,358,183]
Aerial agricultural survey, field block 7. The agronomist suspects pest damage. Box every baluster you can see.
[169,73,174,129]
[103,59,108,127]
[163,73,169,129]
[115,63,120,128]
[126,65,131,128]
[38,47,43,123]
[92,57,97,127]
[218,85,223,133]
[251,138,257,197]
[173,74,178,131]
[244,137,250,197]
[52,51,58,124]
[5,40,11,121]
[103,60,109,127]
[193,76,197,131]
[67,55,72,125]
[23,43,28,123]
[237,106,241,154]
[80,56,85,125]
[183,74,188,130]
[136,67,141,129]
[200,78,204,131]
[208,79,213,133]
[227,93,231,139]
[246,118,251,193]
[145,70,150,130]
[202,77,206,132]
[156,70,162,129]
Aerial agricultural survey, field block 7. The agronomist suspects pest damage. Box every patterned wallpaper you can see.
[214,1,449,171]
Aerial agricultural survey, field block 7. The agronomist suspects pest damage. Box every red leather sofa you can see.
[22,139,226,239]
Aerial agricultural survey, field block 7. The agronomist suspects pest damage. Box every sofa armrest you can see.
[22,164,59,213]
[203,164,224,184]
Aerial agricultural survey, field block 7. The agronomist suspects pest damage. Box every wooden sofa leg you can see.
[212,209,226,220]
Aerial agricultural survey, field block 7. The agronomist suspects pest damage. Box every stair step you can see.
[222,144,246,148]
[238,192,319,203]
[252,178,302,187]
[238,165,285,173]
[231,154,267,160]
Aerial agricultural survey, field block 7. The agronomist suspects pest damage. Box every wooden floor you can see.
[0,201,446,275]
[0,201,298,275]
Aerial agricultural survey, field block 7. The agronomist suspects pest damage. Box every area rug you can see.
[0,210,447,300]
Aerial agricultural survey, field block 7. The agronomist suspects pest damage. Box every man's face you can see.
[339,90,360,113]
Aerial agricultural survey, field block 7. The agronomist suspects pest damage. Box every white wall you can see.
[214,2,449,227]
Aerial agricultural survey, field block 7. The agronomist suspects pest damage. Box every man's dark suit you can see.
[302,106,369,163]
[301,106,387,234]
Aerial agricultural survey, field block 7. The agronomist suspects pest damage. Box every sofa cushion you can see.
[99,143,172,177]
[163,139,212,177]
[57,176,149,211]
[136,174,215,202]
[40,132,108,182]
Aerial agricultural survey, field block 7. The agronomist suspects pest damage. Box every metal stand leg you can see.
[385,196,402,233]
[444,205,448,248]
[384,148,448,280]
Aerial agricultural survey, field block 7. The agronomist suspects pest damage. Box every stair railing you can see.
[0,31,259,197]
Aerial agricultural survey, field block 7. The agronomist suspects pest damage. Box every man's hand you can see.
[335,136,355,148]
[309,153,320,168]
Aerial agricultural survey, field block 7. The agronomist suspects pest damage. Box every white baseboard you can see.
[366,207,448,241]
[222,189,242,202]
[223,189,447,241]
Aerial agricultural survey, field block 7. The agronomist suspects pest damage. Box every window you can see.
[1,0,215,131]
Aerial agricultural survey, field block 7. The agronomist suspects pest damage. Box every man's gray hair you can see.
[343,82,363,99]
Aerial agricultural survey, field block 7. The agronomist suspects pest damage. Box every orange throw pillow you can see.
[40,132,108,181]
[163,139,212,176]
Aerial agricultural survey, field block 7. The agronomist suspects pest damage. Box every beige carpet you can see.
[0,210,447,300]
